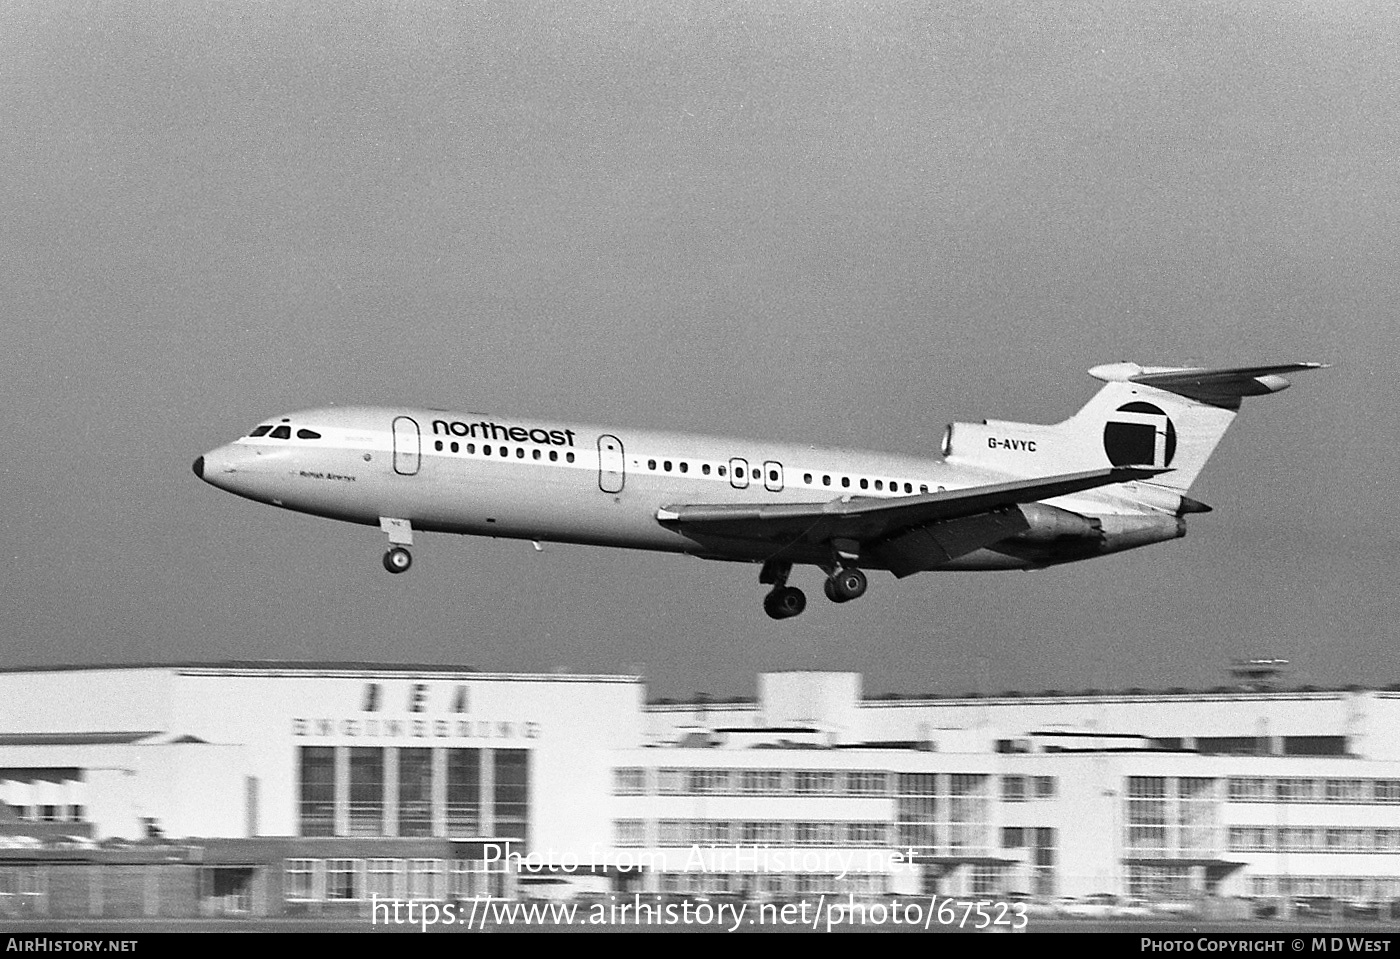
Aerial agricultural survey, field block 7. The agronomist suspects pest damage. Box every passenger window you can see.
[566,452,575,463]
[533,449,541,460]
[752,468,760,480]
[270,425,291,439]
[664,461,672,472]
[435,441,444,452]
[859,478,868,490]
[484,445,492,456]
[549,450,557,461]
[718,466,726,477]
[516,448,524,458]
[841,477,850,488]
[296,429,321,440]
[904,482,913,493]
[679,462,688,473]
[702,464,710,475]
[467,444,475,454]
[769,470,777,482]
[920,484,929,494]
[451,442,459,453]
[502,447,511,457]
[823,475,831,486]
[804,473,812,484]
[249,425,273,437]
[648,460,656,470]
[874,480,883,491]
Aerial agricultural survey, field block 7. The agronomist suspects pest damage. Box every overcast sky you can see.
[1,1,1394,701]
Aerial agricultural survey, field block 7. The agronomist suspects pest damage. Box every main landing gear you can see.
[823,567,867,603]
[760,560,869,619]
[380,517,414,575]
[760,559,805,619]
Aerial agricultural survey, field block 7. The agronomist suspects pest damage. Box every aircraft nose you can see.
[192,455,204,480]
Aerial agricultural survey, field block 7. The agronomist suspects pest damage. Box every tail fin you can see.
[942,362,1325,498]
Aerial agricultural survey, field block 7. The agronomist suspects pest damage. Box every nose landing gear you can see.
[379,517,415,574]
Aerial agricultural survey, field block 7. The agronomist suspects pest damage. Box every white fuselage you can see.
[196,406,1179,574]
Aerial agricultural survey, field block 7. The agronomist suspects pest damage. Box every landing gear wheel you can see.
[763,585,807,620]
[828,567,867,602]
[383,546,413,574]
[824,578,846,603]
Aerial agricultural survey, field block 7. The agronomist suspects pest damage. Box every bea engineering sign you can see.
[290,681,542,742]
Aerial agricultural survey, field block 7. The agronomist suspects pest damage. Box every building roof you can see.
[0,732,161,746]
[0,661,642,683]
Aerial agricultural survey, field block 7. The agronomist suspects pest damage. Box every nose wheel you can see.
[383,546,413,574]
[379,517,415,574]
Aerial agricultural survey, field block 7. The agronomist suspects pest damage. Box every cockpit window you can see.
[296,429,321,440]
[249,425,273,437]
[270,425,292,439]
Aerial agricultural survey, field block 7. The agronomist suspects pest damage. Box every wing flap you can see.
[867,509,1032,577]
[658,467,1163,547]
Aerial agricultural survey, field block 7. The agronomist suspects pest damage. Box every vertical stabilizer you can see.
[941,363,1324,496]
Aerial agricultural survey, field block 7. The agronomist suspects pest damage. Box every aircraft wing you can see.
[657,467,1163,575]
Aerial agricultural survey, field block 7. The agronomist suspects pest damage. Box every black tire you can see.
[383,547,413,574]
[763,586,806,619]
[830,568,867,601]
[824,577,847,603]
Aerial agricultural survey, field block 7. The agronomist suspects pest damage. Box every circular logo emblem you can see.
[1103,401,1176,467]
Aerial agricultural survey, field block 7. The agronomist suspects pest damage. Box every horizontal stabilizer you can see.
[1088,362,1327,408]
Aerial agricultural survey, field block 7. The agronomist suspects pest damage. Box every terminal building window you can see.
[1127,863,1191,899]
[947,774,989,855]
[348,748,385,836]
[494,750,530,841]
[1177,778,1218,855]
[896,773,938,851]
[794,771,837,795]
[1126,776,1168,857]
[613,768,646,795]
[846,771,888,796]
[447,748,481,836]
[398,748,433,838]
[1032,828,1056,897]
[297,747,335,837]
[741,770,783,794]
[408,859,444,900]
[367,858,404,900]
[614,819,646,846]
[326,859,361,901]
[285,859,320,901]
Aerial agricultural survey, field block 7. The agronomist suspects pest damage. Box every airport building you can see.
[1,662,1399,917]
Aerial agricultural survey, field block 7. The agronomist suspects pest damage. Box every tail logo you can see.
[1104,402,1176,468]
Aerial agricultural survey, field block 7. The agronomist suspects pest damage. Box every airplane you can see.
[193,361,1323,618]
